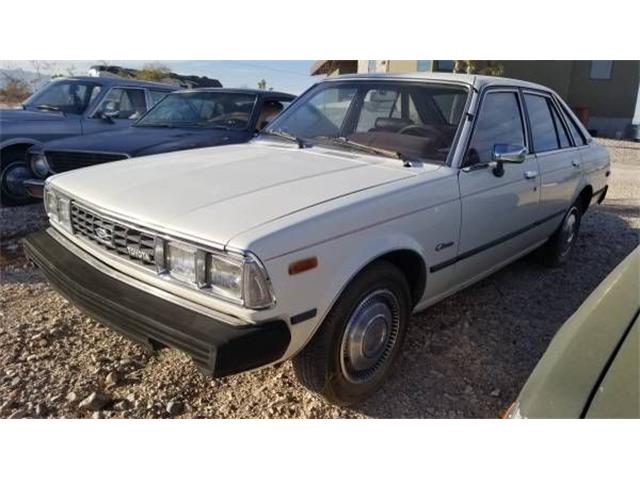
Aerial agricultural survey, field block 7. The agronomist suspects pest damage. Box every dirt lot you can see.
[1,138,638,419]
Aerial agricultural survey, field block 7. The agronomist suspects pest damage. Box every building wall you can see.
[388,60,419,73]
[567,61,640,118]
[501,61,574,100]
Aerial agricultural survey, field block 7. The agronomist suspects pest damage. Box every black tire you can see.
[292,260,411,405]
[536,202,583,267]
[1,149,32,207]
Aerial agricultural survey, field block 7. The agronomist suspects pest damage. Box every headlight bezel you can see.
[44,183,72,232]
[155,238,275,310]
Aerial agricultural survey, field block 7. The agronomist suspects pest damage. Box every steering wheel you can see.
[397,124,431,136]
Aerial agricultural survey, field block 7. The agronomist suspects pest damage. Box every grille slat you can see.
[70,203,157,270]
[46,151,128,173]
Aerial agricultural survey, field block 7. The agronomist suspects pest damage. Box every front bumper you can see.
[24,178,44,199]
[23,229,291,377]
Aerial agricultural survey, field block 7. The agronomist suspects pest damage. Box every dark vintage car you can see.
[24,88,295,198]
[0,76,178,205]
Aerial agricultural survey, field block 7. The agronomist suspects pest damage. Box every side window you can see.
[94,88,147,120]
[559,104,587,146]
[549,102,571,148]
[524,94,559,153]
[467,92,525,165]
[149,90,170,107]
[356,89,401,132]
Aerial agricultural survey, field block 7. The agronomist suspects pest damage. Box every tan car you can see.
[506,247,639,418]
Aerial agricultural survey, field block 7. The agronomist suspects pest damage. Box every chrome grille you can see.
[46,151,128,173]
[70,203,156,269]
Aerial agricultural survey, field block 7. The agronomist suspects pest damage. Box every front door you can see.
[454,89,541,287]
[82,87,148,135]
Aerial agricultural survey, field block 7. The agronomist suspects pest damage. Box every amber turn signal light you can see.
[288,256,318,275]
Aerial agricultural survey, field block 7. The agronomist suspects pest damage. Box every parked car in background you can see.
[0,76,176,205]
[505,247,639,419]
[25,73,609,405]
[23,89,295,198]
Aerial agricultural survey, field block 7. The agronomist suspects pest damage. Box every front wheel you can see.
[292,261,411,405]
[537,203,582,267]
[0,160,31,206]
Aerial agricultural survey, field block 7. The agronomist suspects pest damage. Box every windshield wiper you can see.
[136,123,176,128]
[262,129,309,149]
[33,104,61,112]
[315,136,413,167]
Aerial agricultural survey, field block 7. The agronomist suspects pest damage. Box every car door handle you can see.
[572,159,581,168]
[524,170,538,179]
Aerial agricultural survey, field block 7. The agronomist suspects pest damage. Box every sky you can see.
[0,60,321,94]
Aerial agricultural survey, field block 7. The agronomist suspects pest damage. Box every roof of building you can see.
[323,71,554,92]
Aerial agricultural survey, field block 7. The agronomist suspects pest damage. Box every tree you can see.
[257,78,267,90]
[136,62,172,82]
[454,60,504,76]
[0,75,32,105]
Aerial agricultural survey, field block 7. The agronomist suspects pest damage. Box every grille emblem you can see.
[127,245,152,263]
[95,227,113,243]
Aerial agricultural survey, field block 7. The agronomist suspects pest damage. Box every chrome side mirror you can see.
[490,144,527,177]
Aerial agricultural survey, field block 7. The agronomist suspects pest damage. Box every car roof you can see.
[324,72,554,93]
[56,76,176,90]
[171,87,295,99]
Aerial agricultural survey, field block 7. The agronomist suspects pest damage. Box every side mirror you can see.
[100,110,120,122]
[490,144,527,177]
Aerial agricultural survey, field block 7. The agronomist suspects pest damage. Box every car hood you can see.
[51,141,425,247]
[0,107,66,122]
[41,126,237,156]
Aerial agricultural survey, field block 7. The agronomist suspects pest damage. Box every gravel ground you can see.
[1,138,638,419]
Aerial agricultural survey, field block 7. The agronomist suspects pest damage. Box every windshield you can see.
[264,81,469,163]
[136,91,258,130]
[23,80,101,114]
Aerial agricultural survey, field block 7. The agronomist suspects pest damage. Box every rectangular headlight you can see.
[44,184,72,231]
[166,242,198,284]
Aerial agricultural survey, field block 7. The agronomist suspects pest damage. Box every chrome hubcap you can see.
[2,163,29,199]
[560,208,578,257]
[340,289,400,384]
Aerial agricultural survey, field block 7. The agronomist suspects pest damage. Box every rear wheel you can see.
[292,261,411,405]
[537,202,582,267]
[1,149,32,206]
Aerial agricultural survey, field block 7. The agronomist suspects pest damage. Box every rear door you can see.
[522,91,582,238]
[454,89,541,285]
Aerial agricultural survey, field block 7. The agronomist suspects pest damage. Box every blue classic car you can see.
[0,76,177,205]
[23,88,295,198]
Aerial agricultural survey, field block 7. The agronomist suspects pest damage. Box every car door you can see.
[81,87,148,135]
[522,91,582,238]
[454,88,541,286]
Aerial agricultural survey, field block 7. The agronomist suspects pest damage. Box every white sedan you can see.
[26,72,610,405]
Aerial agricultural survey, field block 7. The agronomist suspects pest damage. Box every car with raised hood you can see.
[23,88,295,198]
[505,247,639,419]
[0,76,177,205]
[25,72,610,405]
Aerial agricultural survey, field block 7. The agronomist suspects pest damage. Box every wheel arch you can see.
[575,184,593,213]
[0,138,40,165]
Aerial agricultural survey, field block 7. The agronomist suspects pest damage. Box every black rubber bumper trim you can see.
[23,230,291,378]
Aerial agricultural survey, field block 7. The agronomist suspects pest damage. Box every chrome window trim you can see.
[46,227,250,326]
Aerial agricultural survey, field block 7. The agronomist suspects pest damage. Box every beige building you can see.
[310,60,640,139]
